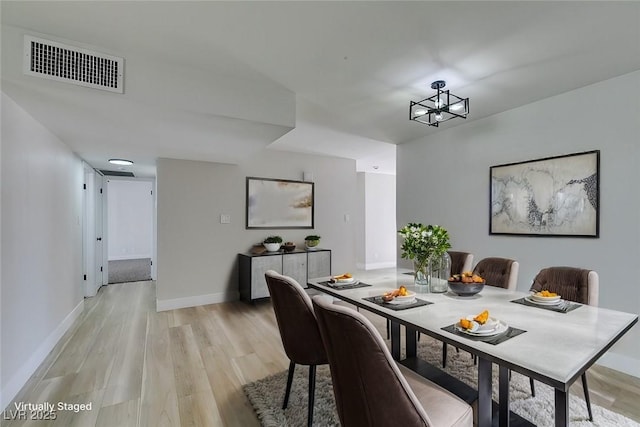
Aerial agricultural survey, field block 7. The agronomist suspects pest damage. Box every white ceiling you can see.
[2,1,639,177]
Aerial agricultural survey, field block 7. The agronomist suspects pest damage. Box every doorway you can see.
[106,178,155,284]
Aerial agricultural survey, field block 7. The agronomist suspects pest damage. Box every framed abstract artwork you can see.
[490,150,599,237]
[246,177,314,229]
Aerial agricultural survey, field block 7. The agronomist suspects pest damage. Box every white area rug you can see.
[244,336,639,427]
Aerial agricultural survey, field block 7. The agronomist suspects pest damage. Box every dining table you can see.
[307,268,638,427]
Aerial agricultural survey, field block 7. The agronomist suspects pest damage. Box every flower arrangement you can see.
[398,223,451,269]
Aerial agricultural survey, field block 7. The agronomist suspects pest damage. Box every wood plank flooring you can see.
[2,281,639,426]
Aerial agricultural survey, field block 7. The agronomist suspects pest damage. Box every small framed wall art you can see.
[246,177,314,229]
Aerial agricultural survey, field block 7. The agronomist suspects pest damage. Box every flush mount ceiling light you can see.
[410,80,469,127]
[108,158,134,166]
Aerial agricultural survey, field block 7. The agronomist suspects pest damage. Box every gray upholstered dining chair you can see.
[473,257,519,290]
[312,295,473,427]
[264,270,328,427]
[448,251,474,275]
[529,266,599,421]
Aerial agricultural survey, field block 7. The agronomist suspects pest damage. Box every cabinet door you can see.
[307,250,331,279]
[251,255,282,299]
[282,253,307,287]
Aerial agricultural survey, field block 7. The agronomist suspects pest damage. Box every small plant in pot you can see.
[304,235,321,250]
[263,236,283,252]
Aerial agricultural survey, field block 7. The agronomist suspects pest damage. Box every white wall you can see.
[357,172,397,269]
[397,71,640,377]
[107,179,153,260]
[156,151,357,309]
[1,92,84,408]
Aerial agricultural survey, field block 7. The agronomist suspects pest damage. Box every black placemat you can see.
[511,297,581,313]
[363,295,433,311]
[441,324,527,345]
[318,280,372,290]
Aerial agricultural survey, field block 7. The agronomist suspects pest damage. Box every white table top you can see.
[309,268,638,390]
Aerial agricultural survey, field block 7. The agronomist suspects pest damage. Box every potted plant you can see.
[263,236,283,252]
[304,235,321,250]
[398,223,451,291]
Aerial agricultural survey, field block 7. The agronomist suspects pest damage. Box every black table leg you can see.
[499,366,510,427]
[406,326,417,358]
[555,388,569,427]
[390,320,401,360]
[478,357,493,427]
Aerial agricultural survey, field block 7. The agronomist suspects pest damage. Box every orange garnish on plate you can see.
[474,310,489,325]
[538,290,557,297]
[459,318,473,330]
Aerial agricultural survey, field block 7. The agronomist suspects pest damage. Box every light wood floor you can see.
[3,281,639,426]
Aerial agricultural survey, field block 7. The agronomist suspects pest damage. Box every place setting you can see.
[511,290,581,313]
[363,285,433,310]
[319,273,372,290]
[441,309,526,345]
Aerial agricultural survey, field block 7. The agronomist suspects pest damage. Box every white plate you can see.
[387,296,416,305]
[525,296,563,306]
[456,319,508,336]
[530,293,561,302]
[330,280,359,287]
[394,290,416,301]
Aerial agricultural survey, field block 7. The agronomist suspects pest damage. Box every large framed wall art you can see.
[246,177,314,229]
[490,150,599,237]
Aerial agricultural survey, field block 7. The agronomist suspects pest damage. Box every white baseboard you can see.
[1,299,84,410]
[358,261,397,270]
[156,291,236,312]
[596,351,640,379]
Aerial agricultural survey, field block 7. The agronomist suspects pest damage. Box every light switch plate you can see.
[220,214,231,224]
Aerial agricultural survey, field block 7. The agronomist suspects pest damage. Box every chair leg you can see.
[582,373,593,421]
[308,365,317,427]
[386,319,390,339]
[442,342,448,368]
[529,377,535,397]
[283,361,295,409]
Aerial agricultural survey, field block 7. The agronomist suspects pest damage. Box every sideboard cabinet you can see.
[239,249,331,302]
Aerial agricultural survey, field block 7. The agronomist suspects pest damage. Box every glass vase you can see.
[428,252,451,293]
[413,260,429,289]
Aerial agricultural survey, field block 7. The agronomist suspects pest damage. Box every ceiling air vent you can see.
[24,35,124,93]
[100,170,135,178]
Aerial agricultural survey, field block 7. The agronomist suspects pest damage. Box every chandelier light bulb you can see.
[435,112,444,121]
[450,102,463,111]
[434,98,445,108]
[414,109,427,116]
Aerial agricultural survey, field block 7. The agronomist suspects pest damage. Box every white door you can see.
[94,175,104,288]
[83,168,98,296]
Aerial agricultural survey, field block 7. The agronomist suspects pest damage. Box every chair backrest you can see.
[530,267,599,306]
[473,257,519,290]
[312,295,432,427]
[448,251,474,275]
[264,270,327,366]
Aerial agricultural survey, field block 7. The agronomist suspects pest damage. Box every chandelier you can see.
[409,80,469,127]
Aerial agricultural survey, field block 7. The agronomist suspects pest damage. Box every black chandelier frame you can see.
[410,80,469,127]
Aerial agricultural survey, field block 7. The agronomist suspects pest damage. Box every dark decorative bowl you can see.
[282,244,296,252]
[448,281,485,297]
